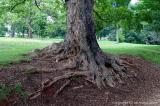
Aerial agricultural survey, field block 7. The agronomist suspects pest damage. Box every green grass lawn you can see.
[0,38,62,66]
[0,37,160,66]
[100,40,160,64]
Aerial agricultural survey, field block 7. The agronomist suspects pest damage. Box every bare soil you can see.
[0,55,160,106]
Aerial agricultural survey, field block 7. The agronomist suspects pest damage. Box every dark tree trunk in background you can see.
[11,24,15,37]
[22,28,25,38]
[28,22,33,38]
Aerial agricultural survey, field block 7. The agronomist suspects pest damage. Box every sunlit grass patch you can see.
[99,40,160,64]
[0,38,160,66]
[0,37,62,66]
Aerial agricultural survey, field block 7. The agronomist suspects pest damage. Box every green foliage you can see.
[97,22,160,44]
[0,0,159,42]
[14,83,27,98]
[0,84,12,101]
[0,83,27,101]
[0,0,66,38]
[125,31,139,43]
[95,0,160,44]
[0,15,8,36]
[96,25,115,39]
[124,23,160,45]
[0,24,7,36]
[94,0,132,32]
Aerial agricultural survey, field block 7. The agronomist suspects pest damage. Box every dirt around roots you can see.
[0,55,160,106]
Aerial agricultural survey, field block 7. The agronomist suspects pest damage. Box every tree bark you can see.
[29,0,128,99]
[63,0,126,87]
[32,0,127,91]
[65,0,100,51]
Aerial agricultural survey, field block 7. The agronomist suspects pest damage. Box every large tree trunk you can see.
[30,0,127,99]
[65,0,100,51]
[63,0,126,86]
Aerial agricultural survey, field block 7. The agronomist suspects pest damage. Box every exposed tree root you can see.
[29,71,90,100]
[28,42,129,100]
[54,80,71,97]
[72,85,84,90]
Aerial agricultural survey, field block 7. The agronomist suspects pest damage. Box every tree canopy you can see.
[0,0,160,44]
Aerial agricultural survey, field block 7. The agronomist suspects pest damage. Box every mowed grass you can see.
[100,40,160,64]
[0,37,160,66]
[0,38,62,66]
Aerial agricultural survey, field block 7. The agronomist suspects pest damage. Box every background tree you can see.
[1,0,160,44]
[0,0,66,38]
[94,0,132,43]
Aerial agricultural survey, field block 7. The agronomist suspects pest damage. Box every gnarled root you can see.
[29,71,90,100]
[28,42,128,100]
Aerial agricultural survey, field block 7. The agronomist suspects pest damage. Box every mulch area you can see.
[0,55,160,106]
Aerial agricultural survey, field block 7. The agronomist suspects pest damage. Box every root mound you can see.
[28,42,130,99]
[0,42,160,106]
